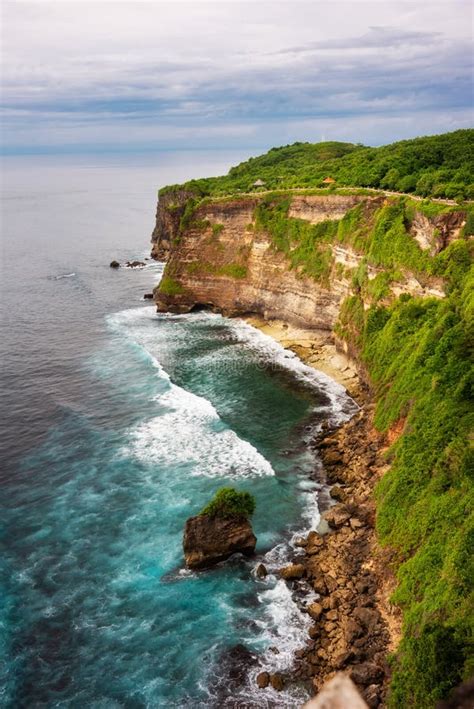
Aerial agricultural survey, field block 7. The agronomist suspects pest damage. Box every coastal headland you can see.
[150,133,473,707]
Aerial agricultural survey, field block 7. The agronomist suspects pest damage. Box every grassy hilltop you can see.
[161,129,474,201]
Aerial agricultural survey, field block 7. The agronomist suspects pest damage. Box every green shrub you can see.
[200,487,256,519]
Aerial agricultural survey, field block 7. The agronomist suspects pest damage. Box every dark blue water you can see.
[1,154,356,707]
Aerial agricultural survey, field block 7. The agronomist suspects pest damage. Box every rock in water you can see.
[183,514,257,569]
[255,563,267,579]
[109,260,120,268]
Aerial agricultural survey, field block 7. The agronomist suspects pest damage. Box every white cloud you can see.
[1,1,472,152]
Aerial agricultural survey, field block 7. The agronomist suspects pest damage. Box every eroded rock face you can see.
[183,514,257,569]
[151,192,462,330]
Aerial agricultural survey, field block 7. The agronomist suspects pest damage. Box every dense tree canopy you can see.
[160,130,474,200]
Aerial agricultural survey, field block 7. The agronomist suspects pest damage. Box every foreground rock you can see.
[183,514,256,569]
[303,673,368,708]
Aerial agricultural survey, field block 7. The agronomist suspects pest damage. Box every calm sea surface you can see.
[0,153,355,707]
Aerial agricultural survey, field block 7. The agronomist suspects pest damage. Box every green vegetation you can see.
[186,262,247,278]
[252,192,465,288]
[159,130,474,201]
[211,223,224,237]
[158,275,185,296]
[200,487,256,520]
[337,247,473,708]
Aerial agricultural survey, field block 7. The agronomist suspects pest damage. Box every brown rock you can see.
[312,577,328,595]
[308,602,323,620]
[334,650,355,669]
[256,671,270,689]
[353,606,379,631]
[183,514,256,569]
[350,663,384,687]
[255,563,267,579]
[363,684,382,709]
[280,563,305,580]
[323,450,342,465]
[270,672,285,691]
[330,485,346,502]
[344,619,362,642]
[324,505,351,528]
[325,576,339,593]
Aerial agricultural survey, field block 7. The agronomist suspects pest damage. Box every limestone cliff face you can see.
[151,192,465,332]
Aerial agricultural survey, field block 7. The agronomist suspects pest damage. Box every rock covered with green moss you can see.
[183,488,257,570]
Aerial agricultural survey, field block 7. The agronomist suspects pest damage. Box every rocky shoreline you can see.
[297,407,400,706]
[245,319,401,707]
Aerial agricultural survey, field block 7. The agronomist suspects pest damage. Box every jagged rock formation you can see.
[183,514,257,570]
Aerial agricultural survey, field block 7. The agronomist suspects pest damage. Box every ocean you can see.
[0,153,356,707]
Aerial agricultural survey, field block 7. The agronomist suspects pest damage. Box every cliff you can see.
[151,184,473,707]
[152,190,465,334]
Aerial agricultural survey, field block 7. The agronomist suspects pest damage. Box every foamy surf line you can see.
[107,307,274,479]
[152,309,358,426]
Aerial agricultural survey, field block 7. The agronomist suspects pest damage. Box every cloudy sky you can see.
[1,0,473,154]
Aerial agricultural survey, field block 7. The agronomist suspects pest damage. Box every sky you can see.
[1,0,473,155]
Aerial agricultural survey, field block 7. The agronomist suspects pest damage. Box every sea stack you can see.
[183,487,257,570]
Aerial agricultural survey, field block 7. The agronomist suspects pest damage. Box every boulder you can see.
[350,663,384,687]
[323,505,351,529]
[256,671,270,689]
[280,563,305,580]
[255,563,267,579]
[183,514,256,569]
[353,606,379,631]
[312,577,328,595]
[270,673,285,691]
[109,260,120,268]
[125,260,146,268]
[144,293,154,299]
[304,673,368,709]
[308,602,323,620]
[330,485,346,502]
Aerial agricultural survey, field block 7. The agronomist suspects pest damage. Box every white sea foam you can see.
[122,383,274,478]
[108,307,274,479]
[52,272,76,279]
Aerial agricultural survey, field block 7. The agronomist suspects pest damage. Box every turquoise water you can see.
[1,155,356,707]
